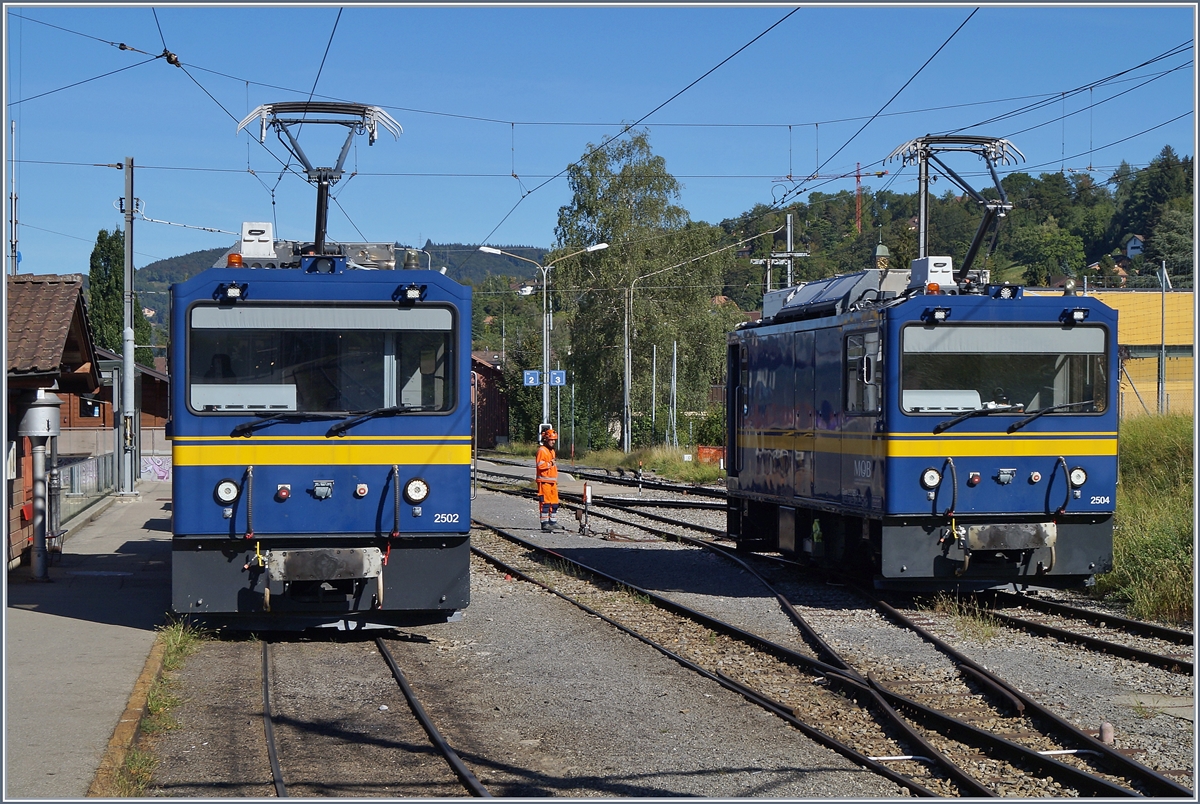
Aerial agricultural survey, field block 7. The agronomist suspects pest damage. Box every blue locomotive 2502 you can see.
[725,136,1117,590]
[169,104,473,629]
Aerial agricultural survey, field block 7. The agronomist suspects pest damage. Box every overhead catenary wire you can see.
[466,6,802,260]
[14,10,1183,138]
[5,9,1192,272]
[774,7,978,211]
[8,9,1187,167]
[944,40,1192,134]
[6,56,163,106]
[6,11,159,54]
[997,62,1192,143]
[7,107,1186,263]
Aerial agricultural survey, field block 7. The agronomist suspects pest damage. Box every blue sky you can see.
[4,4,1196,277]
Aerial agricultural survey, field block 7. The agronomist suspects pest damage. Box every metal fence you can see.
[53,452,118,530]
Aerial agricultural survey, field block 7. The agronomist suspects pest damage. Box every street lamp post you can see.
[621,225,785,452]
[479,242,608,425]
[624,262,678,452]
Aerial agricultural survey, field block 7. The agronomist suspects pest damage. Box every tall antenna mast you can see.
[10,119,18,276]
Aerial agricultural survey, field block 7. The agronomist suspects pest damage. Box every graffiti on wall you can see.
[141,456,172,481]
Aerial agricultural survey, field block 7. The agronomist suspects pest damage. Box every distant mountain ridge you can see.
[132,241,548,327]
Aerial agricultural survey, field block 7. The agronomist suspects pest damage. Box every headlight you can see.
[215,478,240,504]
[403,477,430,504]
[1069,466,1087,488]
[920,468,942,489]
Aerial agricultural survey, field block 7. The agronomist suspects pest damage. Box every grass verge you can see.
[1093,412,1193,624]
[496,443,725,484]
[112,619,209,796]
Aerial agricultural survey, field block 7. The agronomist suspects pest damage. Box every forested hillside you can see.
[718,145,1193,310]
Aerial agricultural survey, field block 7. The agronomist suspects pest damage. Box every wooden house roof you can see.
[6,273,100,393]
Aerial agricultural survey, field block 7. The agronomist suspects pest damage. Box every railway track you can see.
[977,590,1194,675]
[478,454,726,499]
[260,638,490,797]
[478,468,1193,680]
[470,517,1190,796]
[469,480,1193,796]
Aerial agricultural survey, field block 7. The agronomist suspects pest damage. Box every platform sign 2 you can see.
[549,370,567,386]
[523,370,540,387]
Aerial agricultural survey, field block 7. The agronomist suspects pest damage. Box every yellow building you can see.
[1030,288,1193,417]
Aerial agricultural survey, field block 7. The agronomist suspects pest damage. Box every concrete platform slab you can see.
[4,481,172,800]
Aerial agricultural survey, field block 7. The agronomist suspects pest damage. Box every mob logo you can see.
[853,459,873,479]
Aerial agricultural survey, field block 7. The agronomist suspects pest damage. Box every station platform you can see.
[5,481,172,800]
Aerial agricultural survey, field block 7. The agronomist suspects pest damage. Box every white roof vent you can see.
[241,222,276,259]
[909,257,954,290]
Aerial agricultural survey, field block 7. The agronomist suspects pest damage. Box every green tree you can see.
[87,228,153,365]
[1007,216,1086,286]
[1110,146,1189,244]
[1146,208,1194,288]
[552,130,741,448]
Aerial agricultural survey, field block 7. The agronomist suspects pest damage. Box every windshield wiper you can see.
[230,410,347,437]
[932,403,1023,434]
[1006,400,1096,434]
[326,404,428,437]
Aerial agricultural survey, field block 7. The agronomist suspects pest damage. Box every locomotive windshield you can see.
[901,324,1107,414]
[187,304,455,414]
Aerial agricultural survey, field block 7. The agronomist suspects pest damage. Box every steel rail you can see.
[599,496,726,511]
[561,492,727,537]
[260,642,288,797]
[686,539,1147,796]
[478,480,1192,795]
[472,517,991,796]
[986,610,1192,675]
[866,676,1139,797]
[468,531,940,797]
[986,590,1194,645]
[375,638,492,798]
[474,472,728,538]
[864,591,1194,797]
[478,454,726,498]
[708,544,1188,795]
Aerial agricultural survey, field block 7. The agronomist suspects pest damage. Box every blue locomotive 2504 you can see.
[725,136,1117,590]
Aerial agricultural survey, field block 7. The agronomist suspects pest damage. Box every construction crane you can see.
[776,163,889,233]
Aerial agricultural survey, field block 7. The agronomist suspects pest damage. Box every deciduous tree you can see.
[552,130,741,448]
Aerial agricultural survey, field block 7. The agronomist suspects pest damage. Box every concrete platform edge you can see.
[85,636,167,796]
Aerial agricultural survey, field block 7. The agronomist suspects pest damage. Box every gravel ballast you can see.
[145,477,1192,796]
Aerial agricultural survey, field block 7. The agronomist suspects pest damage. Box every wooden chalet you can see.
[6,274,102,566]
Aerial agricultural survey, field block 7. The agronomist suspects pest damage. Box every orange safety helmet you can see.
[542,428,558,442]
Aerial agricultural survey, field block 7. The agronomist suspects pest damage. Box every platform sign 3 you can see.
[549,370,567,386]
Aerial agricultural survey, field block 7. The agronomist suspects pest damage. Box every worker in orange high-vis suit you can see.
[535,427,563,532]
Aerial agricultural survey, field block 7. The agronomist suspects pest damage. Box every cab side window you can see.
[845,332,880,414]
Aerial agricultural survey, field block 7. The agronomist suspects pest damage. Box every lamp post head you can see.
[478,246,503,255]
[586,242,609,253]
